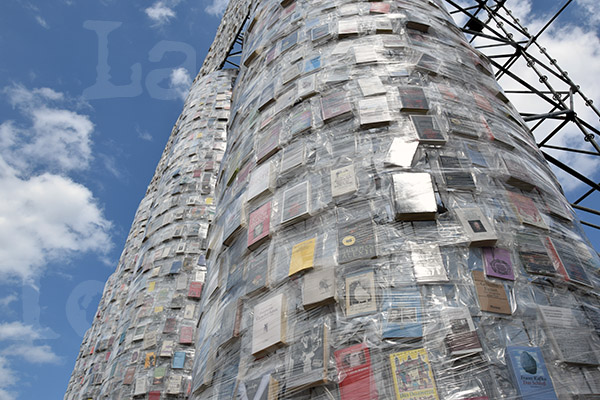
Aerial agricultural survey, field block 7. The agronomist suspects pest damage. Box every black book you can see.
[399,87,429,113]
[411,115,446,145]
[287,322,328,392]
[337,222,377,264]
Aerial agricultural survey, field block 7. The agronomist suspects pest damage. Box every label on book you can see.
[483,247,514,280]
[335,343,377,400]
[345,270,377,317]
[390,348,439,400]
[472,270,511,315]
[289,237,316,276]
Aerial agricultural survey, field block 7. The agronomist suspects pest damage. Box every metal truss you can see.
[219,16,248,71]
[444,0,600,231]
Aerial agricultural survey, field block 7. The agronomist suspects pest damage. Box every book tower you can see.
[66,1,600,399]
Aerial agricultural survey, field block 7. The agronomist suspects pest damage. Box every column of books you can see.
[64,69,236,400]
[190,1,600,399]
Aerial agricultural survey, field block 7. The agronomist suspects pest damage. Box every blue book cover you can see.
[505,346,558,400]
[172,351,186,369]
[382,287,423,339]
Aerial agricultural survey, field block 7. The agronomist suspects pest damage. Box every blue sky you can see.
[0,0,598,399]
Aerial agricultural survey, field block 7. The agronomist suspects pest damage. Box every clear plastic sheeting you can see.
[64,69,236,400]
[190,1,600,400]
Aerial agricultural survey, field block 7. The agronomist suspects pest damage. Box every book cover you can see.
[287,323,328,391]
[172,351,186,369]
[547,239,593,287]
[159,340,174,357]
[281,181,310,225]
[455,208,498,247]
[153,366,166,385]
[297,74,317,99]
[331,164,358,197]
[123,366,135,385]
[179,326,194,344]
[411,244,449,283]
[358,96,392,127]
[465,143,488,167]
[472,270,511,315]
[338,222,377,264]
[505,346,558,400]
[519,249,556,276]
[134,376,148,396]
[483,247,515,280]
[289,107,312,137]
[390,348,438,400]
[303,267,336,309]
[399,87,429,113]
[411,115,446,145]
[447,113,480,139]
[280,143,305,175]
[244,251,269,297]
[358,77,386,97]
[335,343,377,400]
[247,201,272,250]
[392,173,437,221]
[252,293,287,357]
[385,138,419,168]
[507,191,547,229]
[311,24,330,42]
[289,237,316,277]
[166,376,182,395]
[247,162,273,201]
[382,287,423,339]
[238,373,279,400]
[255,123,281,164]
[144,352,156,368]
[443,307,482,355]
[321,92,352,122]
[188,281,203,299]
[345,270,377,317]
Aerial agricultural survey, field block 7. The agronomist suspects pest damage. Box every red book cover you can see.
[247,201,272,250]
[179,326,194,344]
[148,391,161,400]
[334,343,378,400]
[123,366,135,385]
[187,282,203,299]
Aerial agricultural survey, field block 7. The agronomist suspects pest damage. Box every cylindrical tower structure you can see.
[64,69,236,400]
[190,1,600,400]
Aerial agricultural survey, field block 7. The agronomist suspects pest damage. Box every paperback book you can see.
[345,270,377,317]
[382,287,423,339]
[390,348,438,400]
[337,221,377,264]
[505,346,558,400]
[287,322,329,391]
[334,343,377,400]
[252,293,287,357]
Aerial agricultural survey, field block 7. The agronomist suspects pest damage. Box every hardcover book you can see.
[455,208,498,247]
[244,251,270,297]
[289,237,316,277]
[298,74,318,99]
[358,77,386,97]
[472,270,511,315]
[337,222,377,264]
[507,191,547,230]
[547,239,593,287]
[385,138,419,168]
[247,162,273,201]
[505,346,558,400]
[382,287,423,339]
[280,144,305,174]
[443,307,482,355]
[411,244,449,283]
[411,115,445,145]
[251,293,287,357]
[358,96,392,127]
[390,348,439,400]
[345,270,377,317]
[281,181,310,225]
[289,107,312,137]
[187,281,203,299]
[334,343,377,400]
[321,92,352,122]
[398,87,429,113]
[287,322,329,391]
[237,373,279,400]
[255,123,281,164]
[331,164,358,198]
[303,267,336,309]
[483,247,515,280]
[172,351,186,369]
[392,173,437,221]
[247,201,272,250]
[179,326,194,344]
[166,375,182,395]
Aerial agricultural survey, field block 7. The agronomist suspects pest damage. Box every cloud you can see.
[0,85,112,283]
[0,357,16,400]
[145,1,179,26]
[3,344,61,364]
[205,0,229,16]
[0,295,17,310]
[169,67,192,100]
[0,322,40,341]
[35,16,49,29]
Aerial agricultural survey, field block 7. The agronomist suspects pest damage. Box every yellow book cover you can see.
[389,348,438,400]
[148,281,156,292]
[289,237,316,276]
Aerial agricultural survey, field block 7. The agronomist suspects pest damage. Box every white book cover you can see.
[358,77,386,97]
[247,161,273,201]
[252,293,286,356]
[392,173,437,219]
[385,138,419,168]
[134,377,147,396]
[455,207,498,247]
[358,96,391,126]
[331,164,358,197]
[411,243,448,283]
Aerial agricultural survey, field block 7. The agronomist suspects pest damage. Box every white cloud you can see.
[0,85,112,283]
[3,344,61,364]
[0,295,17,310]
[35,16,49,29]
[0,322,40,341]
[205,0,229,16]
[0,357,16,399]
[145,1,177,26]
[169,67,192,101]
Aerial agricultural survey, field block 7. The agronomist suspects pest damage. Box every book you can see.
[331,164,358,198]
[148,391,161,400]
[247,162,273,201]
[354,45,379,64]
[321,92,352,122]
[546,239,593,287]
[134,376,148,396]
[287,322,329,391]
[247,201,272,250]
[447,112,480,139]
[390,348,439,400]
[538,305,599,366]
[392,173,437,221]
[303,267,336,309]
[281,181,310,225]
[358,96,392,127]
[153,366,166,385]
[244,251,269,297]
[311,24,330,42]
[179,326,194,344]
[385,138,419,168]
[518,234,556,276]
[443,307,482,356]
[503,156,536,191]
[144,352,156,368]
[358,77,386,97]
[399,87,429,113]
[505,346,558,400]
[345,270,377,317]
[172,351,186,369]
[465,143,488,167]
[455,208,498,247]
[297,74,317,99]
[251,293,287,357]
[335,343,377,400]
[411,244,449,283]
[337,222,377,264]
[280,144,305,174]
[123,366,135,385]
[289,106,312,137]
[507,191,547,230]
[289,237,316,277]
[187,281,203,299]
[255,123,281,164]
[411,115,445,145]
[159,340,174,357]
[472,270,511,315]
[166,375,182,395]
[483,247,515,280]
[338,19,359,36]
[237,373,279,400]
[382,287,423,339]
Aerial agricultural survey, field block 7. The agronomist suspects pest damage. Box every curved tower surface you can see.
[66,1,600,399]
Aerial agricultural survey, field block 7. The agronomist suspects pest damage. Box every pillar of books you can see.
[190,1,600,399]
[64,69,236,400]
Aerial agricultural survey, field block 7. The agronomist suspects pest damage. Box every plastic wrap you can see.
[63,70,237,400]
[189,1,600,400]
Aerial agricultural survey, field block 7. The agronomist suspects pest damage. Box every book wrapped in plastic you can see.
[189,1,600,400]
[63,69,236,400]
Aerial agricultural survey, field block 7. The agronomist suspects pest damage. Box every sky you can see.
[0,0,598,399]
